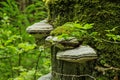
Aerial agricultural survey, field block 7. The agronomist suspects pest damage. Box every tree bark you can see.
[51,46,96,80]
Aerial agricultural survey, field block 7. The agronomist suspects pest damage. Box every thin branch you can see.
[95,66,120,75]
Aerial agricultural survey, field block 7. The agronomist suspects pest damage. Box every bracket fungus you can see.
[26,20,53,39]
[57,45,97,63]
[45,36,79,49]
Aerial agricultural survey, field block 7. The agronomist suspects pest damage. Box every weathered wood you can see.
[51,45,97,80]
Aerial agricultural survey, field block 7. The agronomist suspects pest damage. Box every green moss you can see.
[46,0,120,79]
[47,0,120,30]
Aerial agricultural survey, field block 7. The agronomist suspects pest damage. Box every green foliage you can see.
[0,0,47,29]
[50,22,96,43]
[0,0,50,80]
[13,69,35,80]
[24,0,47,22]
[105,27,120,41]
[0,27,51,80]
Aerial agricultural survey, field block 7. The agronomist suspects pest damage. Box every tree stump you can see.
[46,36,97,80]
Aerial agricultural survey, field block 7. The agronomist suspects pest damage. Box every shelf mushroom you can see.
[26,20,53,39]
[57,45,97,63]
[46,36,79,50]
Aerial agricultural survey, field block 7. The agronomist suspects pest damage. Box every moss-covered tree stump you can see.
[46,36,97,80]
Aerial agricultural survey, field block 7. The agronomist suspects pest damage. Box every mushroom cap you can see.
[45,36,80,49]
[57,45,97,63]
[26,20,53,34]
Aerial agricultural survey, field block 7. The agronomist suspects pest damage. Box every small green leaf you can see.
[82,23,94,29]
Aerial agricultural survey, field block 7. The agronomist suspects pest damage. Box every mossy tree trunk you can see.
[45,0,120,79]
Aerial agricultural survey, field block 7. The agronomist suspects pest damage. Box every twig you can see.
[95,66,120,75]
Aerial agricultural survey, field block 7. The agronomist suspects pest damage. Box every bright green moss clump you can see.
[50,22,95,42]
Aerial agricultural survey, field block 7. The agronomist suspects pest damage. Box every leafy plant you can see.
[105,27,120,42]
[50,22,96,43]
